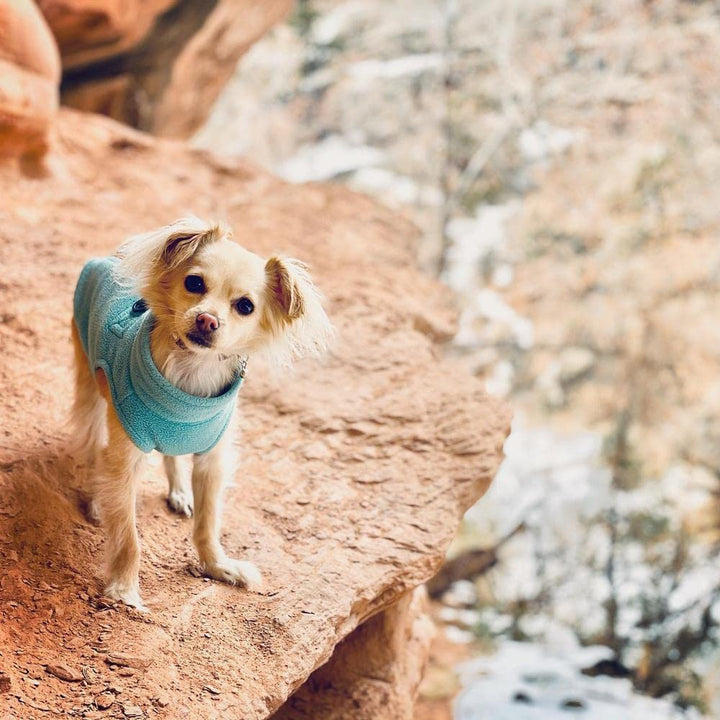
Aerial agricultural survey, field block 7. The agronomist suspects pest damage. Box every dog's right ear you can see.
[114,216,229,292]
[161,226,224,269]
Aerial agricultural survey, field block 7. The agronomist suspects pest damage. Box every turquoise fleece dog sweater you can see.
[73,257,244,456]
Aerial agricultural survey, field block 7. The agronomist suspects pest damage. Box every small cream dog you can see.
[70,217,331,609]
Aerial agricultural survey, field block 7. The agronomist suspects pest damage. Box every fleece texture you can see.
[73,257,243,456]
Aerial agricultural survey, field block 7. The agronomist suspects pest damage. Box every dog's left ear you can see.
[260,255,333,364]
[265,257,305,321]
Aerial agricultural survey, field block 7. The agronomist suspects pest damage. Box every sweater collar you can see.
[129,313,243,424]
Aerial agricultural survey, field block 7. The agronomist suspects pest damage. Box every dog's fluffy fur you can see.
[71,217,332,609]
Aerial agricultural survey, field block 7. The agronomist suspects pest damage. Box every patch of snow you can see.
[277,135,384,183]
[442,580,479,608]
[347,53,443,82]
[349,166,443,207]
[466,420,609,538]
[536,347,596,407]
[438,607,483,628]
[668,565,720,614]
[443,203,533,352]
[442,203,518,295]
[445,625,476,645]
[518,120,583,163]
[299,67,337,93]
[492,264,514,288]
[455,290,534,351]
[485,360,515,397]
[661,463,718,513]
[311,2,366,46]
[476,608,514,636]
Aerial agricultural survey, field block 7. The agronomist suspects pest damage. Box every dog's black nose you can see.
[196,312,219,333]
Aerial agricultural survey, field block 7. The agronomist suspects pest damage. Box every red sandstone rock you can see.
[43,0,293,136]
[153,0,295,137]
[273,588,435,720]
[45,663,83,682]
[37,0,176,69]
[0,109,510,718]
[0,0,60,158]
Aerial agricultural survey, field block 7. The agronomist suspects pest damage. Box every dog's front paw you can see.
[105,580,148,612]
[203,558,262,591]
[167,489,193,517]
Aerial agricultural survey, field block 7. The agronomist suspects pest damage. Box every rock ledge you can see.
[0,110,510,718]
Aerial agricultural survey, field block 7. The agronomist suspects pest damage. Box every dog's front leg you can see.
[96,400,147,610]
[191,433,262,590]
[164,455,193,517]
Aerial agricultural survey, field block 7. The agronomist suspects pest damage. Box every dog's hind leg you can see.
[70,320,107,522]
[95,384,147,610]
[164,455,194,517]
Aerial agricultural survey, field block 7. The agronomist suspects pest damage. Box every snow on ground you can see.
[463,418,720,644]
[451,419,719,716]
[455,641,703,720]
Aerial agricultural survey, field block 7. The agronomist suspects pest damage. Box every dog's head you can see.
[114,217,332,364]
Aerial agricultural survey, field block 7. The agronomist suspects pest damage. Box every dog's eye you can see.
[234,297,254,316]
[184,275,205,294]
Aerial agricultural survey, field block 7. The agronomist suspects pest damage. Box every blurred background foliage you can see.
[193,1,720,717]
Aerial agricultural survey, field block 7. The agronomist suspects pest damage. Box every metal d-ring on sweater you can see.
[73,257,244,456]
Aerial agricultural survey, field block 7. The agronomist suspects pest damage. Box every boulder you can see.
[0,109,510,717]
[43,0,294,136]
[273,588,435,720]
[36,0,177,69]
[0,0,60,158]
